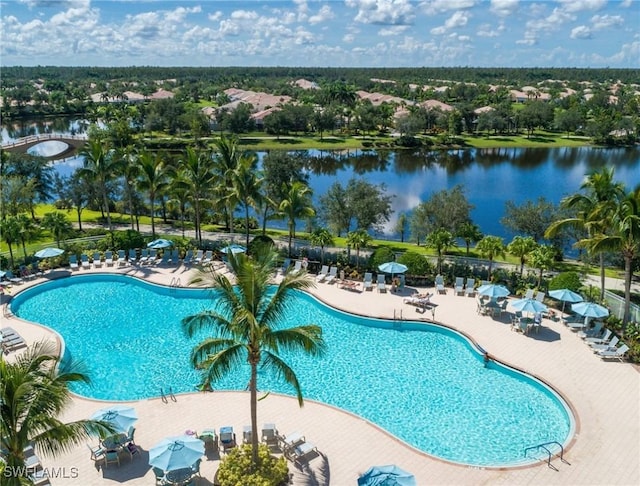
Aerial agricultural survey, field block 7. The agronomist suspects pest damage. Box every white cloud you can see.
[431,10,470,35]
[218,19,240,37]
[420,0,476,15]
[379,25,409,36]
[343,33,356,43]
[308,5,334,25]
[620,0,632,7]
[570,25,592,39]
[346,0,416,25]
[208,11,222,22]
[477,22,505,37]
[556,0,606,13]
[230,10,258,21]
[590,14,624,30]
[489,0,519,17]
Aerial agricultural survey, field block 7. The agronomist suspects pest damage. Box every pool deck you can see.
[2,263,639,485]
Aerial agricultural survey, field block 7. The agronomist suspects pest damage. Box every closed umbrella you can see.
[149,435,204,472]
[35,247,64,258]
[476,284,510,299]
[549,288,583,313]
[220,244,246,254]
[91,405,137,434]
[147,239,173,249]
[358,464,417,486]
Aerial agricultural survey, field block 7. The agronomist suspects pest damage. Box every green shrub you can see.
[398,251,432,276]
[549,271,582,292]
[248,235,275,255]
[217,444,289,486]
[368,247,395,269]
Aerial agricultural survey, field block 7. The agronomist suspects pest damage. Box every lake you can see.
[3,119,640,240]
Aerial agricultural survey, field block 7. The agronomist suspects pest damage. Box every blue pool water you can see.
[11,274,573,466]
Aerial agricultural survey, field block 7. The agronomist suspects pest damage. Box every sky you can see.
[1,0,638,68]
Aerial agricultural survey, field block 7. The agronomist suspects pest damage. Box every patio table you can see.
[165,467,194,485]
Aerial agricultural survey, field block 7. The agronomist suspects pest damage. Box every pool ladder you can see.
[523,441,570,470]
[169,277,181,292]
[160,386,177,404]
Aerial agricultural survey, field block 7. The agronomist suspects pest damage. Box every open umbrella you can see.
[510,297,548,314]
[220,244,246,254]
[571,301,609,319]
[91,405,137,435]
[358,464,417,486]
[149,435,204,472]
[147,239,173,249]
[476,284,510,299]
[378,262,408,276]
[34,247,64,258]
[549,288,583,313]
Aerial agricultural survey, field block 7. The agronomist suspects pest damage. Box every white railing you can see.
[603,290,640,323]
[1,133,88,149]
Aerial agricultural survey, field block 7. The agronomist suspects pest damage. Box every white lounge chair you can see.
[454,277,464,295]
[291,441,319,466]
[363,272,373,291]
[535,291,545,302]
[81,254,90,269]
[315,265,329,282]
[5,270,24,284]
[524,288,534,300]
[219,426,237,454]
[279,431,305,456]
[69,255,79,270]
[578,322,604,339]
[242,426,252,444]
[147,248,158,264]
[464,278,475,297]
[376,274,386,293]
[597,344,629,361]
[201,250,213,265]
[590,335,619,352]
[183,249,193,265]
[193,249,204,264]
[128,249,137,264]
[435,275,445,294]
[117,249,127,267]
[584,328,612,345]
[92,252,102,268]
[261,423,279,447]
[291,260,303,274]
[104,251,114,266]
[325,266,338,284]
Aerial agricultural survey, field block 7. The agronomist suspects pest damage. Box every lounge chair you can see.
[69,255,79,270]
[29,469,50,486]
[376,274,386,293]
[315,265,329,282]
[128,249,137,264]
[279,431,305,456]
[147,248,158,264]
[198,429,218,450]
[567,318,589,331]
[290,441,319,466]
[524,288,534,300]
[23,446,41,472]
[201,250,213,266]
[4,270,24,284]
[170,249,180,265]
[535,291,545,303]
[590,335,619,352]
[435,275,445,294]
[117,249,127,267]
[281,258,291,275]
[584,328,612,345]
[137,249,148,265]
[403,294,432,309]
[454,277,464,296]
[464,278,475,297]
[105,251,114,266]
[19,265,36,281]
[291,260,303,274]
[242,425,252,444]
[578,322,604,339]
[597,344,629,361]
[31,262,45,277]
[183,249,193,266]
[159,251,171,265]
[193,249,204,264]
[261,423,279,447]
[1,333,28,353]
[81,254,90,269]
[92,252,102,268]
[219,426,237,453]
[363,272,373,291]
[325,266,338,284]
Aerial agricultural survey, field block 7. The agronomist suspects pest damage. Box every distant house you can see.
[149,89,174,100]
[473,105,495,115]
[251,107,281,128]
[222,88,291,112]
[293,79,319,90]
[356,90,409,106]
[419,99,454,112]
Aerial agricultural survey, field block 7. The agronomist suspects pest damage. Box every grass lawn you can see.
[463,131,590,149]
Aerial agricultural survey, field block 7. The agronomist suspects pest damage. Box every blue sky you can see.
[1,0,638,67]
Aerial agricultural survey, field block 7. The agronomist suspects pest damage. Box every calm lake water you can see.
[3,118,640,240]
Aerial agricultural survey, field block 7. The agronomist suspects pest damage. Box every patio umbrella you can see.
[549,288,583,313]
[34,247,64,258]
[510,298,548,314]
[220,244,246,254]
[358,464,417,486]
[378,262,408,277]
[571,301,609,319]
[91,405,138,435]
[476,284,510,299]
[149,435,204,472]
[147,239,173,249]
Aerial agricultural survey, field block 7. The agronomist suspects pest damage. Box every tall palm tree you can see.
[41,212,72,248]
[476,235,506,280]
[0,342,113,486]
[279,182,315,257]
[79,139,120,232]
[346,228,372,271]
[529,244,556,288]
[588,188,640,324]
[233,154,263,248]
[16,214,38,262]
[118,148,140,231]
[546,168,625,300]
[457,221,483,256]
[182,249,326,467]
[507,235,538,276]
[426,228,456,274]
[136,150,171,238]
[309,228,334,264]
[179,147,215,245]
[0,216,21,268]
[213,135,243,234]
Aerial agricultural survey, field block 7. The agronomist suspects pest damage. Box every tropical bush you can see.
[549,271,582,292]
[368,246,395,269]
[216,444,289,486]
[248,234,275,255]
[398,251,432,276]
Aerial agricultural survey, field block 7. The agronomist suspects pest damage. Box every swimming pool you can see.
[11,274,574,466]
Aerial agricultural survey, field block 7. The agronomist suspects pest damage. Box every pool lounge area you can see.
[2,263,639,485]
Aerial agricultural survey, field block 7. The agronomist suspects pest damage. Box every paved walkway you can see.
[2,263,639,486]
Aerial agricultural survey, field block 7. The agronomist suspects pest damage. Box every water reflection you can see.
[27,141,70,157]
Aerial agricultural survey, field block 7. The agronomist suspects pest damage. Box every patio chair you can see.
[281,258,291,275]
[219,426,237,454]
[279,431,305,457]
[291,260,303,274]
[597,344,629,361]
[183,249,193,265]
[31,262,45,277]
[290,441,319,466]
[23,445,41,472]
[152,467,166,486]
[376,274,386,293]
[128,249,137,264]
[464,278,475,297]
[19,265,36,281]
[1,330,28,353]
[117,249,127,267]
[147,248,158,264]
[535,291,546,303]
[198,428,218,450]
[159,251,171,265]
[170,249,180,265]
[315,265,329,282]
[103,450,120,468]
[81,254,90,269]
[242,425,252,444]
[193,249,204,264]
[87,443,105,462]
[201,250,213,266]
[590,335,619,352]
[435,275,446,294]
[92,252,103,268]
[524,288,534,300]
[454,277,464,295]
[363,272,373,291]
[69,255,79,270]
[261,423,279,447]
[191,458,202,477]
[325,266,338,284]
[577,321,604,339]
[105,251,114,266]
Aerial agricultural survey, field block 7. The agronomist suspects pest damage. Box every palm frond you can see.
[261,352,304,406]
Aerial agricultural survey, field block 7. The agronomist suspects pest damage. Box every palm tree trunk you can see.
[245,205,250,249]
[103,189,112,232]
[599,252,605,301]
[250,362,259,467]
[150,197,156,238]
[623,255,632,324]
